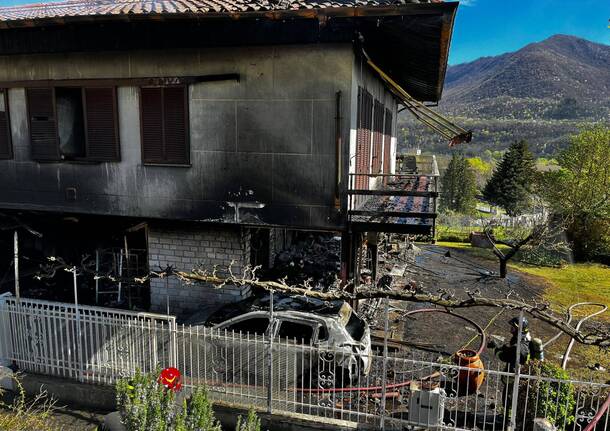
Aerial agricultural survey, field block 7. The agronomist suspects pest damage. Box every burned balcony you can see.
[347,155,439,236]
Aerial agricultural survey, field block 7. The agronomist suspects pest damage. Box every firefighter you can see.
[489,316,531,371]
[487,316,532,413]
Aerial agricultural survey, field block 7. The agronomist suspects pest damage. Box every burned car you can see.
[185,293,372,388]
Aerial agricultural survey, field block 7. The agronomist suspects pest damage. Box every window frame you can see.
[274,318,318,345]
[26,85,120,163]
[0,89,13,160]
[217,312,271,337]
[139,85,190,167]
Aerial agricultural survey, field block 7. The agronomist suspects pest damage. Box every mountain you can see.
[399,35,610,157]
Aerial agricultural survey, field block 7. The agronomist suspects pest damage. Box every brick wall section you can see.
[148,225,252,317]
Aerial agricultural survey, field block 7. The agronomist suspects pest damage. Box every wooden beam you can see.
[0,74,240,89]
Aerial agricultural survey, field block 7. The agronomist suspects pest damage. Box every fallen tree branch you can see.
[171,268,610,348]
[34,256,610,348]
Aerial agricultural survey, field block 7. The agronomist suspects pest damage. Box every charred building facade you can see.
[0,0,456,315]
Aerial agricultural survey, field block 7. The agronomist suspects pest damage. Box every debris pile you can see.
[267,233,341,289]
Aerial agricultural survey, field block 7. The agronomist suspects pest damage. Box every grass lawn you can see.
[438,241,610,379]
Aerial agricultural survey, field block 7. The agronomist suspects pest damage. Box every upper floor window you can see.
[26,87,120,162]
[140,86,189,166]
[0,89,12,160]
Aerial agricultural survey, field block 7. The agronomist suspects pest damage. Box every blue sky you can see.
[0,0,608,65]
[450,0,610,65]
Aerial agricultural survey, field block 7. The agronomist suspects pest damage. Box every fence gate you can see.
[0,294,176,384]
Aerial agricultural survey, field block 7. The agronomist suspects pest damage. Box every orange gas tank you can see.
[453,349,485,396]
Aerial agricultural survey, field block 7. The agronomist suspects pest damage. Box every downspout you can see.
[335,90,342,209]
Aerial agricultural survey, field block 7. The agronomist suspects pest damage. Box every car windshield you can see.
[344,311,365,341]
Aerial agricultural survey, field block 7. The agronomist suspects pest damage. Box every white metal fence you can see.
[0,294,176,384]
[1,295,608,431]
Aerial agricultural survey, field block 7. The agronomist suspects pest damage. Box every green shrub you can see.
[236,408,262,431]
[518,361,576,430]
[116,371,221,431]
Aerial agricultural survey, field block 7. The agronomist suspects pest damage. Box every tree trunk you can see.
[499,258,508,278]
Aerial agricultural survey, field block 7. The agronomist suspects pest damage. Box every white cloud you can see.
[459,0,477,6]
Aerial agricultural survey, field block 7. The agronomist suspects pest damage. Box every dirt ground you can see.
[375,243,567,370]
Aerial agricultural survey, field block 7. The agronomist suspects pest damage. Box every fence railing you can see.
[0,294,176,384]
[1,296,608,431]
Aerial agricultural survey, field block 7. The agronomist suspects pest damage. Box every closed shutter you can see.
[383,108,393,174]
[27,88,59,161]
[141,86,188,165]
[372,100,383,174]
[361,90,373,190]
[84,87,120,161]
[355,88,364,190]
[163,86,188,164]
[141,87,164,163]
[0,90,11,159]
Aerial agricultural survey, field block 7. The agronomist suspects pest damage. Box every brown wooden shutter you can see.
[141,87,164,163]
[355,88,367,190]
[84,87,120,161]
[362,90,373,190]
[162,86,188,164]
[383,108,393,174]
[372,100,384,174]
[27,88,59,161]
[0,90,11,159]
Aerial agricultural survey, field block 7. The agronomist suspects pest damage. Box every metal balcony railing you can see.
[347,171,439,236]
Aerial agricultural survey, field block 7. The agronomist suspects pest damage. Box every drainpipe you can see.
[335,91,342,209]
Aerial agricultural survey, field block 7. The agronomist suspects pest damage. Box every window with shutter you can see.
[0,90,11,160]
[383,108,393,175]
[354,87,373,190]
[27,88,60,161]
[141,86,189,165]
[84,87,120,161]
[26,86,120,163]
[372,100,384,174]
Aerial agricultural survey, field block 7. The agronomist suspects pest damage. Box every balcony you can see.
[347,155,439,236]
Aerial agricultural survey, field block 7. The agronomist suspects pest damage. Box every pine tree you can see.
[483,140,535,216]
[440,153,477,214]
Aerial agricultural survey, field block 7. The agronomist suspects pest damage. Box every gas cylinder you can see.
[453,349,485,396]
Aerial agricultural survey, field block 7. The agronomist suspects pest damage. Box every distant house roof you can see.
[0,0,439,22]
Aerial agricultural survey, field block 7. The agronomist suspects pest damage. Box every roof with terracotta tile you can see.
[0,0,437,22]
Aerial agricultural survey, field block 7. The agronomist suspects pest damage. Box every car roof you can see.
[206,292,347,325]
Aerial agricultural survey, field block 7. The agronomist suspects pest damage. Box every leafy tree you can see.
[440,153,477,214]
[467,157,493,188]
[483,140,535,216]
[541,126,610,261]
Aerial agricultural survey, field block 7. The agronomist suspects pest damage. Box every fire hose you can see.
[296,308,486,393]
[542,302,608,369]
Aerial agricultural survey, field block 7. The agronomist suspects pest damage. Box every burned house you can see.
[0,0,462,315]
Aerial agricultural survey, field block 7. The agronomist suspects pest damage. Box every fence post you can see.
[0,293,10,364]
[73,267,84,382]
[267,290,274,414]
[509,309,524,431]
[379,298,389,430]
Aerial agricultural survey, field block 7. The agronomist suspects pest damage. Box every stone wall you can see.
[148,224,252,317]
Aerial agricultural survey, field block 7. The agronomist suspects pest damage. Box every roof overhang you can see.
[0,2,458,102]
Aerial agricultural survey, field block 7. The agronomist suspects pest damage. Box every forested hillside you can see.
[399,35,610,156]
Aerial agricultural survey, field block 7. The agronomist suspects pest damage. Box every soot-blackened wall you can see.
[0,44,354,230]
